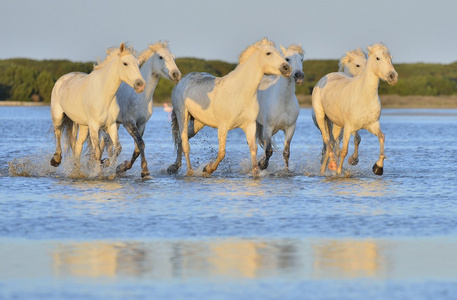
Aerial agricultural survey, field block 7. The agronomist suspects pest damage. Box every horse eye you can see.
[159,56,163,60]
[376,57,380,61]
[123,62,128,66]
[285,58,290,62]
[266,52,272,56]
[356,64,360,67]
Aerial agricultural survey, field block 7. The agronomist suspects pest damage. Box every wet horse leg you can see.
[316,114,337,174]
[245,122,259,177]
[258,126,273,170]
[117,122,149,177]
[348,131,361,166]
[50,112,65,167]
[282,124,296,171]
[366,122,385,175]
[73,125,88,171]
[181,110,194,176]
[336,126,352,175]
[203,127,228,175]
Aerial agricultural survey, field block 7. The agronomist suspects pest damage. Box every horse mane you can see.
[367,43,392,60]
[338,48,366,70]
[238,38,276,64]
[93,43,135,70]
[137,41,170,67]
[286,44,305,57]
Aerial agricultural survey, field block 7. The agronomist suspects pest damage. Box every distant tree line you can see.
[0,57,456,103]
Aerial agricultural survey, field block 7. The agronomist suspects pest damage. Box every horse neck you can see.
[141,60,160,102]
[227,55,265,100]
[356,57,380,96]
[279,76,296,100]
[90,60,122,103]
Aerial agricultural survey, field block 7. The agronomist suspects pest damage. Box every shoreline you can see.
[1,95,457,109]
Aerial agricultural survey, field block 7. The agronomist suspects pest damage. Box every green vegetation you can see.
[1,57,456,103]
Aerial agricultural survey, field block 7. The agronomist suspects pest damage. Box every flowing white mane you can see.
[368,43,392,60]
[238,38,276,64]
[338,48,366,70]
[137,41,170,67]
[93,43,134,70]
[285,44,305,57]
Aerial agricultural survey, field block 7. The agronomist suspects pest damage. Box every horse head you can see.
[280,44,305,85]
[368,43,398,85]
[339,48,367,76]
[239,38,291,77]
[116,43,145,93]
[139,41,182,84]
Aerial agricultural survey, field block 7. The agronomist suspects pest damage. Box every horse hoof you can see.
[167,165,179,174]
[50,157,61,167]
[141,171,150,178]
[372,163,383,175]
[348,156,359,166]
[258,158,269,170]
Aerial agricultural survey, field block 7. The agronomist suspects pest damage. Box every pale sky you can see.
[1,0,456,64]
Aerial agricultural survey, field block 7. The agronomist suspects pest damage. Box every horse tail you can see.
[60,114,76,153]
[256,121,265,149]
[170,109,180,151]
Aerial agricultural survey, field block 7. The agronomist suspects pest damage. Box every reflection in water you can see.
[1,237,456,281]
[51,238,385,280]
[312,239,384,279]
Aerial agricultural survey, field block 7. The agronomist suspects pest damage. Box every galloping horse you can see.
[113,41,181,178]
[256,44,305,171]
[312,49,367,165]
[167,38,291,177]
[50,43,145,175]
[312,43,398,175]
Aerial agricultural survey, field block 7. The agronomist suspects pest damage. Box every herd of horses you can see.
[49,38,398,178]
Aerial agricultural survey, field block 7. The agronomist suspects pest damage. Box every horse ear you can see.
[280,45,287,56]
[344,51,352,62]
[119,42,126,53]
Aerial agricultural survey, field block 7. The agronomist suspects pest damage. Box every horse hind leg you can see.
[167,110,183,174]
[50,113,71,167]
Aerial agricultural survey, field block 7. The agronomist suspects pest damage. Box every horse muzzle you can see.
[387,71,398,85]
[280,63,292,77]
[294,71,305,85]
[134,79,145,93]
[171,70,182,84]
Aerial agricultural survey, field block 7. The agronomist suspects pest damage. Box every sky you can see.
[1,0,456,64]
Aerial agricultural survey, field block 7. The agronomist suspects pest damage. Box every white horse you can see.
[167,38,291,177]
[256,44,305,171]
[312,43,398,175]
[50,43,145,175]
[110,41,182,178]
[312,48,367,165]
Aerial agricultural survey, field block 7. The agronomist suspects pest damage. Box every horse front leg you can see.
[282,124,296,172]
[258,126,272,170]
[203,127,228,176]
[337,128,352,175]
[88,126,102,176]
[367,122,385,175]
[348,131,361,166]
[245,122,259,177]
[117,122,149,177]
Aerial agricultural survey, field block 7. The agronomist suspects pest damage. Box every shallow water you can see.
[1,106,457,299]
